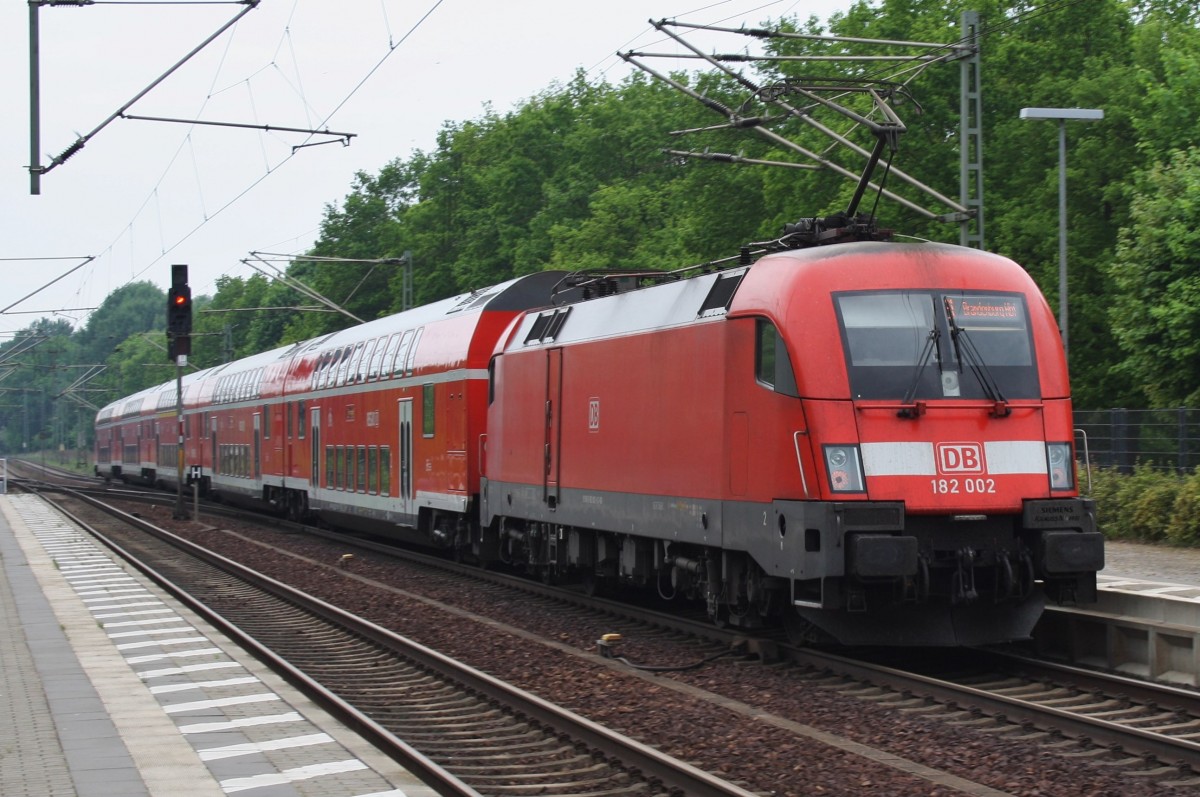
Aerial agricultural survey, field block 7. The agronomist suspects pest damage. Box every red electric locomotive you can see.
[481,235,1102,646]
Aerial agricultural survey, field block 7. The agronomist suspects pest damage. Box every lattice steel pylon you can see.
[959,11,985,249]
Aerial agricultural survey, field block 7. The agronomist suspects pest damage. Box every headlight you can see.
[1046,442,1074,490]
[824,444,865,493]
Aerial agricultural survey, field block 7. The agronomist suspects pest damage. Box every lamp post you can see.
[1018,107,1104,361]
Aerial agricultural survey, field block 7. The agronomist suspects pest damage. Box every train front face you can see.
[736,242,1103,646]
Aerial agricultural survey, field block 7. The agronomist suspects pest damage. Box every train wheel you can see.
[782,611,831,647]
[581,571,599,597]
[707,601,730,629]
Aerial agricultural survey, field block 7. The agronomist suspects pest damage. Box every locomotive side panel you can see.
[487,321,730,541]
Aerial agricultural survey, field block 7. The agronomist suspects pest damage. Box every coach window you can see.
[336,345,356,386]
[367,336,387,380]
[346,342,367,384]
[310,355,322,390]
[392,330,414,377]
[422,383,435,437]
[405,328,424,376]
[325,445,334,487]
[357,339,377,383]
[298,401,306,439]
[380,447,391,496]
[318,351,334,389]
[755,319,799,397]
[356,446,367,492]
[368,446,378,493]
[376,333,400,380]
[335,447,344,489]
[263,405,271,439]
[320,351,334,388]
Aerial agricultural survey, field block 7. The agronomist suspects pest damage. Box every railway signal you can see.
[167,264,192,360]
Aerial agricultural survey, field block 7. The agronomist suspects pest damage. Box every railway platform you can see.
[0,493,439,797]
[1036,539,1200,685]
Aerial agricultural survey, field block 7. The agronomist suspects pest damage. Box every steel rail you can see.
[791,648,1200,771]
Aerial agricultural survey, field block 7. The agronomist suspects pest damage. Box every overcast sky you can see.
[1,0,856,343]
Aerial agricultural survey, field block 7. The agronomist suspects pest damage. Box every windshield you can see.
[836,290,1039,400]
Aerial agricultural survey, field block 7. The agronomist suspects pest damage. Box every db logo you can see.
[936,442,984,474]
[588,398,600,432]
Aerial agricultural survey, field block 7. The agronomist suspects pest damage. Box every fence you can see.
[1075,408,1200,474]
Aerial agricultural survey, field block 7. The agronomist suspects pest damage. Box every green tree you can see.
[101,333,177,402]
[74,281,165,367]
[1107,146,1200,406]
[0,318,80,454]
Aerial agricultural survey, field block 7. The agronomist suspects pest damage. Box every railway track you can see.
[30,485,762,797]
[19,472,1200,793]
[801,647,1200,784]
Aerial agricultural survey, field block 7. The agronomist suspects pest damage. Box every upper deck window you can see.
[835,290,1039,400]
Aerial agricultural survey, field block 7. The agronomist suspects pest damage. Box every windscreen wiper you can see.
[900,326,940,415]
[944,298,1010,417]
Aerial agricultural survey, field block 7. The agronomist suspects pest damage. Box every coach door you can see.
[252,413,261,479]
[310,407,321,487]
[544,347,563,508]
[397,398,413,517]
[210,415,218,475]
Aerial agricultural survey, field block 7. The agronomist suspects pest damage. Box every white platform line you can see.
[150,676,262,695]
[78,588,150,600]
[107,625,194,639]
[94,608,176,619]
[88,600,166,612]
[65,577,139,587]
[220,760,369,793]
[198,732,334,761]
[138,661,245,680]
[177,712,306,735]
[126,647,225,664]
[163,693,283,714]
[103,617,188,629]
[116,636,210,651]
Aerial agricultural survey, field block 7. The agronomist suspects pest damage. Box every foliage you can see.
[0,318,78,454]
[1087,464,1197,545]
[1165,470,1200,546]
[74,282,165,367]
[1106,147,1200,406]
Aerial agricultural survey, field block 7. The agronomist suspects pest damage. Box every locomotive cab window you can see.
[835,290,1040,400]
[755,320,799,397]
